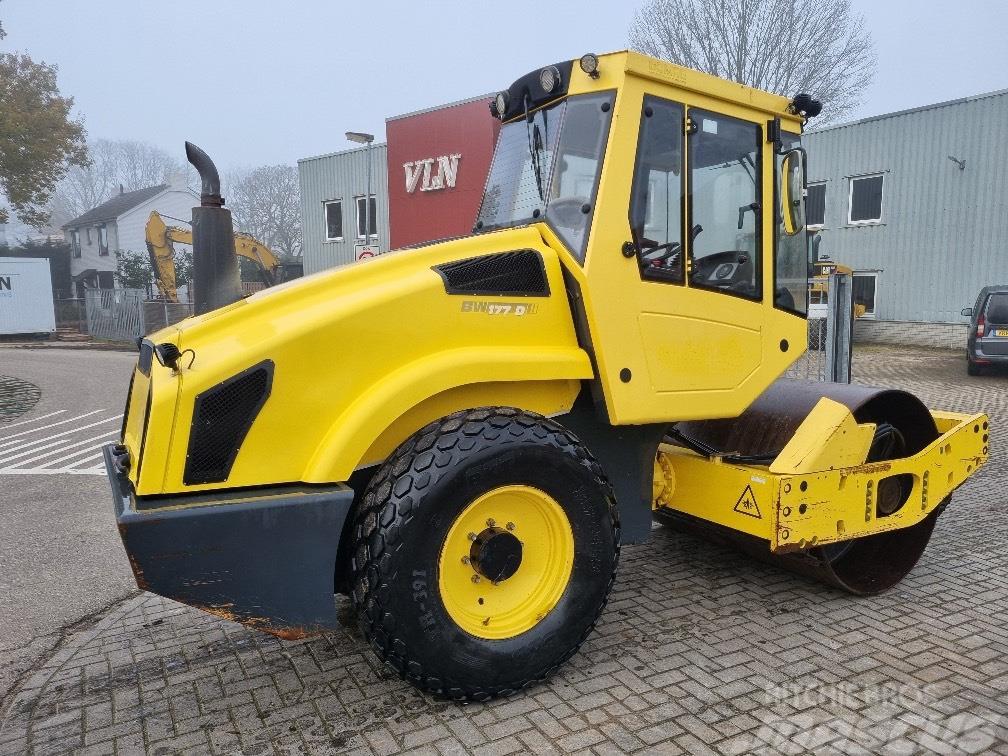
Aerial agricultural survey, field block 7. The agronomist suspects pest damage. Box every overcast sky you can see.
[5,1,1008,170]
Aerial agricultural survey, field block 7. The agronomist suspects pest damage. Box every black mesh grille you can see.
[435,250,549,296]
[184,361,273,485]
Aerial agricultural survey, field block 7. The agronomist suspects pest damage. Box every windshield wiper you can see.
[524,95,547,203]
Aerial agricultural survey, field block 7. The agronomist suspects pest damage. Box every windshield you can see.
[475,92,613,260]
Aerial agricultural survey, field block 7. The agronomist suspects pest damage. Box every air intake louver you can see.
[435,250,549,296]
[184,361,273,485]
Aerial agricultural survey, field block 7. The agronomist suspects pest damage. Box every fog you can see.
[5,0,1007,169]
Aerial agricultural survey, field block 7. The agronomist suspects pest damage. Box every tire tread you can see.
[349,406,619,701]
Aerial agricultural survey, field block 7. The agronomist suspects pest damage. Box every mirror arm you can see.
[767,117,782,152]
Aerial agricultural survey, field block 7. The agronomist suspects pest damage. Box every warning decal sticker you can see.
[733,484,762,518]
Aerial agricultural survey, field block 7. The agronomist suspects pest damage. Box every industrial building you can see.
[804,88,1008,348]
[298,96,497,274]
[298,144,390,273]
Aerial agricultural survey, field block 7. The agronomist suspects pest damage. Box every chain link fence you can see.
[53,298,87,333]
[143,300,195,333]
[784,317,829,381]
[784,272,854,383]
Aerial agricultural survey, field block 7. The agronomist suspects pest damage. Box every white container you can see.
[0,257,56,335]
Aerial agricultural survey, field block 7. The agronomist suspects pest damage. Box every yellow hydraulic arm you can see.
[145,211,281,302]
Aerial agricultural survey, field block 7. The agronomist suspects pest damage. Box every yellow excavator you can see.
[145,210,283,302]
[106,52,988,702]
[810,260,867,319]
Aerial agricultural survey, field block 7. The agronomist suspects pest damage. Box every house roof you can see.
[297,142,387,165]
[63,185,168,228]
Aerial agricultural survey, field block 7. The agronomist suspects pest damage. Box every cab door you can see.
[638,104,766,397]
[576,88,804,425]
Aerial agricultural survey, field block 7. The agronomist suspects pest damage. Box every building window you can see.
[86,227,92,244]
[98,224,109,256]
[355,196,377,240]
[848,174,884,225]
[853,272,878,318]
[806,182,826,228]
[70,230,81,258]
[324,200,343,241]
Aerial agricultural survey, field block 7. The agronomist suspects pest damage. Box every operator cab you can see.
[475,51,822,424]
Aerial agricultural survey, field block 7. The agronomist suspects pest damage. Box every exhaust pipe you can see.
[185,142,242,315]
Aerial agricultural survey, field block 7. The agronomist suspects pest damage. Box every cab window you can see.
[628,97,684,283]
[545,93,614,261]
[687,110,762,300]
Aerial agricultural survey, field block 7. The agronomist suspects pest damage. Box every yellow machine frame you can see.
[655,401,989,551]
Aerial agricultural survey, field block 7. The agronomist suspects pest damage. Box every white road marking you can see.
[0,410,121,477]
[0,431,118,466]
[62,451,103,469]
[1,410,65,430]
[0,410,107,446]
[0,416,120,454]
[0,432,118,468]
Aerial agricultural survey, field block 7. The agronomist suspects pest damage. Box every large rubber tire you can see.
[967,358,982,376]
[350,407,619,701]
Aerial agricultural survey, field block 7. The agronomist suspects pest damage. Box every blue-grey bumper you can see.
[103,443,354,639]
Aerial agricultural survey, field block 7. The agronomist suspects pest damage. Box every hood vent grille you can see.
[434,250,549,297]
[184,361,274,485]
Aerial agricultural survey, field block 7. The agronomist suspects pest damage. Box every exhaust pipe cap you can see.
[185,141,224,208]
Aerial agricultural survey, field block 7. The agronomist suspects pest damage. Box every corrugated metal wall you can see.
[298,145,390,274]
[804,90,1008,323]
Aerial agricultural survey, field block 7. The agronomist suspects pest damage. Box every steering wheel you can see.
[548,197,589,229]
[640,239,681,268]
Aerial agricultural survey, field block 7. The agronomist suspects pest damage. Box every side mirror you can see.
[781,149,805,236]
[961,307,973,317]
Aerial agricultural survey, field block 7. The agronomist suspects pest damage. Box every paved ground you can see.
[1,345,1007,754]
[0,348,137,706]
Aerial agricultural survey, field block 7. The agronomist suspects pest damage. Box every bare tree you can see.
[629,0,875,123]
[52,139,187,219]
[225,165,303,259]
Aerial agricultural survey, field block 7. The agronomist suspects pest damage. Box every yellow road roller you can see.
[104,51,989,701]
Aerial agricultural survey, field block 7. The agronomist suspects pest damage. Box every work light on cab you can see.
[538,65,560,93]
[579,53,600,78]
[493,91,508,120]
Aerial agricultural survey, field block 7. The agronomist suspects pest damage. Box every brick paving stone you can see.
[3,346,1008,754]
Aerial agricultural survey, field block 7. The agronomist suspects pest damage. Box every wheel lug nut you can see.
[461,556,470,565]
[486,518,496,527]
[468,532,477,541]
[471,575,481,583]
[506,522,515,531]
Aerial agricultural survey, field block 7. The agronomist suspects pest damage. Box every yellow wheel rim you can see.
[438,485,574,640]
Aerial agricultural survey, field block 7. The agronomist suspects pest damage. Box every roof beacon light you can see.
[539,65,561,94]
[579,53,600,78]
